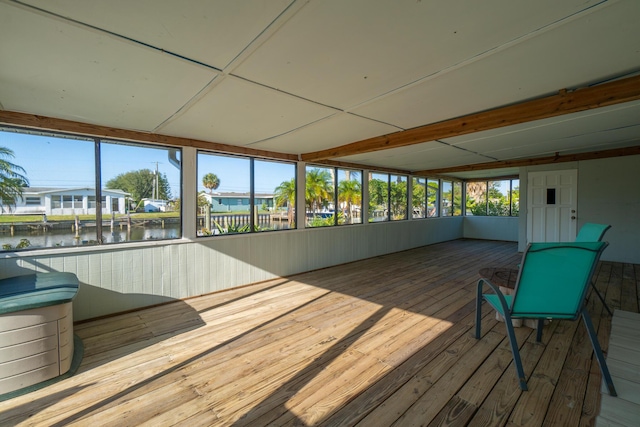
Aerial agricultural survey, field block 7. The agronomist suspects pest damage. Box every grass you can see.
[0,212,180,223]
[0,210,276,224]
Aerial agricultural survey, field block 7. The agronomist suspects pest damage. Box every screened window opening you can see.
[256,159,296,231]
[101,141,182,243]
[390,174,408,221]
[412,177,426,219]
[368,172,408,222]
[197,152,250,235]
[427,179,439,217]
[368,172,389,222]
[465,179,520,217]
[453,181,462,216]
[306,166,335,228]
[197,152,296,235]
[337,169,362,225]
[441,180,453,216]
[0,128,182,251]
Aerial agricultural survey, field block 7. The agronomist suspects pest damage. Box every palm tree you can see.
[0,147,28,212]
[202,173,220,194]
[338,179,361,224]
[305,168,333,215]
[274,178,296,226]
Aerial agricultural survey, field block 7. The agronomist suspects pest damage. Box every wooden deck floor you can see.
[1,239,638,426]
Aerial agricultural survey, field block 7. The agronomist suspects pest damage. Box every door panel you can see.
[527,170,577,243]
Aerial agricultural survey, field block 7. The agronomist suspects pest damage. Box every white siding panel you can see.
[88,254,102,289]
[100,252,114,292]
[1,218,461,321]
[142,247,154,295]
[463,217,518,241]
[110,250,124,294]
[168,244,181,299]
[152,246,164,296]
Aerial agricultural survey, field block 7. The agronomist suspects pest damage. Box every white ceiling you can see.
[1,0,639,178]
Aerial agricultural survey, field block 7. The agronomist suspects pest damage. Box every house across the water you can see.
[4,187,129,216]
[203,192,275,212]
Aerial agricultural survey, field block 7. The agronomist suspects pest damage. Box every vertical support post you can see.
[181,146,197,240]
[205,203,211,232]
[296,161,306,229]
[254,206,258,230]
[94,139,103,244]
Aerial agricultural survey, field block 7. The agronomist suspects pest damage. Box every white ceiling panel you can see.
[20,0,294,70]
[453,167,522,180]
[334,140,445,164]
[330,138,499,174]
[248,113,400,154]
[445,101,640,147]
[486,126,640,160]
[157,76,337,146]
[234,0,605,109]
[0,3,216,131]
[351,0,640,130]
[446,101,640,157]
[337,142,491,171]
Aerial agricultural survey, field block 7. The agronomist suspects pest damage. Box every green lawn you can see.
[0,211,277,224]
[0,212,180,223]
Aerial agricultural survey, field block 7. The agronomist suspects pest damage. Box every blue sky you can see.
[197,151,295,195]
[0,130,295,198]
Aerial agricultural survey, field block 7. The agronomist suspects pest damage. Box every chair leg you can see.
[591,282,613,316]
[475,280,483,339]
[536,319,544,342]
[503,312,528,391]
[581,308,617,397]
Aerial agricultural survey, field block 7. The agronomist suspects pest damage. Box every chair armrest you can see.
[477,278,512,315]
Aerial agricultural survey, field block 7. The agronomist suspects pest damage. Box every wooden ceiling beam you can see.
[412,145,640,176]
[0,111,298,162]
[301,74,640,162]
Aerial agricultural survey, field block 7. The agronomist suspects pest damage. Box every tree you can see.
[390,179,407,219]
[412,181,426,213]
[305,168,333,215]
[486,183,510,216]
[171,191,209,214]
[368,178,387,219]
[511,186,520,216]
[106,169,171,207]
[202,173,220,194]
[426,181,439,216]
[0,147,29,212]
[338,178,361,224]
[467,182,515,216]
[274,178,296,226]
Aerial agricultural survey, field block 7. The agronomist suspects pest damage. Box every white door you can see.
[527,170,578,243]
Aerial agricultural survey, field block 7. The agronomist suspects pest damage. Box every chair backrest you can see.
[575,223,610,242]
[510,241,608,319]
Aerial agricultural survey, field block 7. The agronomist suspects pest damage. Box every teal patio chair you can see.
[576,223,612,315]
[475,241,616,395]
[575,223,610,242]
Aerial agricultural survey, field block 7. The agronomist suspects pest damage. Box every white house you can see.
[6,187,129,216]
[142,198,169,213]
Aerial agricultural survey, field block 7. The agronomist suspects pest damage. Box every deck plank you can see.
[0,239,636,427]
[597,310,640,427]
